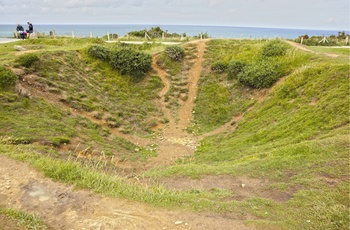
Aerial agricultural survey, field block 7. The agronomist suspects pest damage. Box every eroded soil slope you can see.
[1,40,256,229]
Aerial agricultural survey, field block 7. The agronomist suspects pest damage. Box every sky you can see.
[0,0,349,30]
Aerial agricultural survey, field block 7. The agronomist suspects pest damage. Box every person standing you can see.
[26,22,33,34]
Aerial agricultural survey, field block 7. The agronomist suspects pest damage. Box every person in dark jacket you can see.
[26,22,33,33]
[16,24,26,39]
[16,24,24,32]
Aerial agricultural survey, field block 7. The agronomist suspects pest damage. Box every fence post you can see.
[319,35,328,44]
[72,31,75,38]
[107,32,110,41]
[90,32,92,38]
[346,36,349,45]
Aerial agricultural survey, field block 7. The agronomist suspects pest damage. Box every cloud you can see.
[327,17,335,23]
[1,0,349,30]
[208,0,222,6]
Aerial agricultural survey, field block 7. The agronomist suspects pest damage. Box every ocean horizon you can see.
[0,24,347,39]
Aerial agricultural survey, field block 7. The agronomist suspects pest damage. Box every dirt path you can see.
[146,41,207,166]
[176,41,205,131]
[286,41,341,58]
[0,155,253,230]
[1,40,257,229]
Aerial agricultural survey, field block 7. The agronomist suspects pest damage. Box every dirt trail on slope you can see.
[0,155,253,230]
[286,41,341,58]
[146,41,207,167]
[1,40,255,229]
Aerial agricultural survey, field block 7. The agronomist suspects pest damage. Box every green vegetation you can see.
[110,47,152,79]
[191,39,311,133]
[0,38,162,158]
[128,26,186,39]
[261,39,289,57]
[157,43,198,116]
[149,40,350,229]
[295,32,350,46]
[0,37,349,229]
[0,66,17,90]
[88,44,153,79]
[209,39,298,89]
[14,53,40,68]
[0,206,47,229]
[165,45,185,61]
[88,44,110,60]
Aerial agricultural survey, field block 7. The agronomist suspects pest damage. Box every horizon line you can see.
[0,23,348,32]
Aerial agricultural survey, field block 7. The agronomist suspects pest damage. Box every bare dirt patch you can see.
[0,155,254,230]
[154,175,293,202]
[0,215,22,230]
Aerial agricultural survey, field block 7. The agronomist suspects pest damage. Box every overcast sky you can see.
[1,0,349,30]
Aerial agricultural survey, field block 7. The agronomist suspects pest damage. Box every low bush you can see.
[15,53,40,68]
[211,61,228,73]
[165,45,185,61]
[261,39,289,57]
[227,60,247,80]
[110,48,152,79]
[238,60,281,88]
[88,45,110,61]
[0,66,17,90]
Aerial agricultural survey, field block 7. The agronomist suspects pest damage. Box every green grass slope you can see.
[0,38,165,162]
[144,40,350,229]
[0,38,349,229]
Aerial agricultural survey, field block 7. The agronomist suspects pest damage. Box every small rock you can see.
[14,45,26,51]
[241,183,245,188]
[175,221,183,225]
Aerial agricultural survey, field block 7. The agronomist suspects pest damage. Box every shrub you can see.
[261,39,289,57]
[110,48,152,79]
[165,45,185,61]
[15,53,39,68]
[227,60,247,80]
[88,45,110,61]
[238,61,281,88]
[0,66,17,90]
[211,61,228,73]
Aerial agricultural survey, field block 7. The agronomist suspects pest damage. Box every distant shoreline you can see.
[0,24,348,39]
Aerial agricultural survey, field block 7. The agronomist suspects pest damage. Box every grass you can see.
[3,38,166,135]
[189,39,313,134]
[307,46,350,56]
[157,43,198,118]
[0,38,169,163]
[0,144,251,214]
[143,39,350,229]
[0,206,47,229]
[0,37,349,229]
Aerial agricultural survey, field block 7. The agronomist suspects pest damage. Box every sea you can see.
[0,24,347,39]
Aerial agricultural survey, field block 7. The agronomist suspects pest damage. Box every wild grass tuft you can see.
[0,206,47,229]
